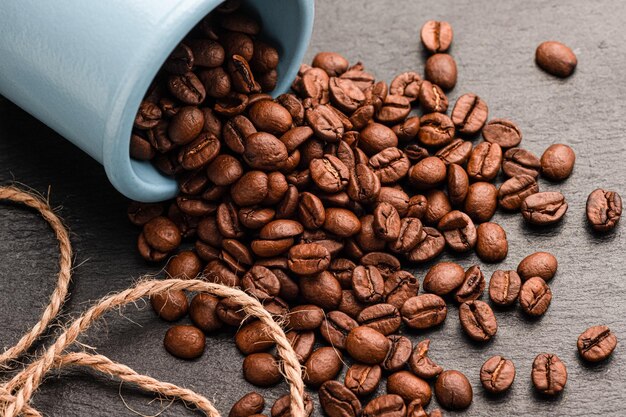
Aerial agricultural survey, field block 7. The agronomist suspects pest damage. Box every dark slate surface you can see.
[1,0,625,415]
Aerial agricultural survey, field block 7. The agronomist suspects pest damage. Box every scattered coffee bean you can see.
[387,370,432,405]
[454,265,485,303]
[467,141,502,182]
[424,53,457,90]
[243,352,282,387]
[586,189,622,232]
[577,325,618,362]
[423,262,465,295]
[320,310,358,349]
[438,210,477,252]
[358,303,401,336]
[382,335,413,372]
[418,113,455,148]
[535,41,577,77]
[401,294,447,330]
[435,370,473,410]
[531,353,567,395]
[164,325,205,359]
[345,364,382,397]
[480,356,515,394]
[482,118,522,148]
[540,144,575,181]
[409,339,443,379]
[420,20,453,53]
[451,93,488,135]
[418,81,448,113]
[235,320,275,354]
[229,392,265,417]
[304,346,343,387]
[502,148,541,178]
[521,191,568,225]
[464,181,498,223]
[346,326,391,365]
[459,300,497,342]
[286,330,315,364]
[271,393,314,417]
[151,290,188,321]
[498,174,539,210]
[488,270,522,307]
[319,380,362,417]
[361,394,406,417]
[476,222,508,263]
[519,277,552,316]
[517,251,558,281]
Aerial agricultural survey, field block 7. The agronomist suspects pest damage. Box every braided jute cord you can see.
[0,186,305,417]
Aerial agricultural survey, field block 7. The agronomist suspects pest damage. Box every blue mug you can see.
[0,0,314,202]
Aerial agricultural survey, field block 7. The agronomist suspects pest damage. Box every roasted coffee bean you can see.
[167,106,203,145]
[223,115,255,154]
[302,229,344,257]
[168,72,206,105]
[377,187,410,217]
[383,335,412,372]
[418,80,448,113]
[407,227,445,263]
[178,132,221,170]
[578,325,618,362]
[178,170,209,196]
[320,310,358,349]
[435,139,472,165]
[214,92,249,117]
[360,252,401,278]
[373,202,401,242]
[586,189,622,232]
[489,270,522,307]
[360,123,399,156]
[329,77,366,113]
[259,219,304,240]
[451,93,488,135]
[128,202,163,227]
[424,190,452,224]
[365,80,389,110]
[188,38,224,68]
[424,53,457,90]
[229,392,265,417]
[347,163,382,204]
[459,300,497,342]
[142,216,181,253]
[389,217,423,254]
[163,43,194,74]
[352,265,385,303]
[231,171,269,206]
[447,164,469,206]
[250,39,279,72]
[518,252,558,281]
[304,347,343,387]
[206,154,243,186]
[467,141,502,181]
[176,195,215,217]
[288,243,331,275]
[301,68,331,104]
[319,380,362,417]
[204,259,239,287]
[454,265,485,303]
[164,325,205,360]
[540,144,575,181]
[368,147,410,184]
[499,174,539,210]
[389,72,422,102]
[405,144,430,163]
[312,52,350,77]
[198,67,232,99]
[324,208,362,237]
[310,155,350,193]
[409,339,442,379]
[216,202,244,239]
[277,94,306,125]
[345,364,382,397]
[339,290,367,319]
[222,33,255,64]
[438,210,477,252]
[235,320,275,354]
[151,290,188,322]
[165,250,202,279]
[244,132,289,171]
[435,370,473,410]
[361,394,406,417]
[476,222,508,263]
[286,330,315,364]
[409,156,447,190]
[346,326,391,364]
[357,303,401,336]
[376,95,411,124]
[271,393,314,417]
[392,116,420,142]
[418,113,455,147]
[329,258,357,288]
[239,207,275,229]
[404,196,427,221]
[299,271,342,310]
[465,182,498,223]
[242,265,281,299]
[519,277,552,316]
[423,262,465,295]
[387,371,431,405]
[289,304,324,331]
[251,238,294,258]
[326,140,356,170]
[521,191,568,225]
[189,293,222,333]
[480,356,516,394]
[535,41,577,77]
[307,104,346,142]
[248,100,293,135]
[401,294,447,329]
[406,400,427,417]
[350,105,375,130]
[217,297,248,326]
[531,353,567,395]
[384,270,419,311]
[483,119,522,149]
[276,185,299,219]
[220,11,260,34]
[420,20,453,53]
[243,353,282,387]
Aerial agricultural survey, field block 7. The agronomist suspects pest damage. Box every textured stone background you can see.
[1,0,625,415]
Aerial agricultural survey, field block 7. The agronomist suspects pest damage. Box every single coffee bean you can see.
[407,227,445,263]
[168,106,204,145]
[271,393,314,417]
[239,207,275,230]
[387,370,431,405]
[312,52,350,77]
[483,119,522,149]
[288,243,331,276]
[165,250,202,279]
[346,326,391,364]
[423,262,465,295]
[286,330,315,364]
[409,156,447,190]
[142,216,181,253]
[376,95,411,124]
[476,222,508,263]
[330,77,366,113]
[362,394,406,417]
[222,115,255,154]
[389,217,423,254]
[352,265,385,303]
[406,400,428,417]
[307,104,345,141]
[467,141,502,181]
[577,325,618,362]
[329,258,357,289]
[304,347,343,387]
[360,252,400,279]
[288,305,324,330]
[377,187,410,217]
[357,303,401,336]
[248,100,293,136]
[178,132,221,170]
[447,164,469,207]
[163,43,194,74]
[229,392,265,417]
[517,252,558,281]
[347,163,382,204]
[260,219,304,240]
[188,38,224,68]
[365,80,389,109]
[531,353,567,395]
[324,208,362,237]
[459,300,497,342]
[418,80,448,113]
[435,139,472,165]
[540,144,575,181]
[368,147,410,184]
[451,93,488,135]
[319,380,362,417]
[438,210,477,253]
[243,353,282,387]
[206,154,243,186]
[383,270,419,310]
[297,192,326,229]
[521,192,568,225]
[418,113,455,147]
[235,320,275,354]
[586,189,622,232]
[392,116,420,142]
[424,53,457,90]
[360,123,399,156]
[164,325,205,359]
[372,202,401,242]
[519,277,552,316]
[230,171,268,207]
[488,270,522,307]
[454,265,485,304]
[151,290,188,321]
[411,339,443,380]
[345,364,382,397]
[198,67,232,99]
[535,41,577,77]
[320,310,358,349]
[383,335,412,372]
[310,155,350,193]
[465,182,499,223]
[216,297,248,326]
[299,271,342,310]
[435,370,472,410]
[217,202,245,239]
[404,144,430,162]
[401,294,447,329]
[420,20,453,53]
[189,293,222,333]
[389,72,422,102]
[244,132,289,171]
[168,71,206,105]
[498,174,539,210]
[480,356,515,394]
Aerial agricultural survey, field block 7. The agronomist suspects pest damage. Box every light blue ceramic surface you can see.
[0,0,315,202]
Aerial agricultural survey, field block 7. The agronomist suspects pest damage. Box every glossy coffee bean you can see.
[586,189,622,232]
[498,174,539,210]
[420,20,453,53]
[517,251,558,281]
[535,41,577,77]
[387,371,432,405]
[361,394,406,417]
[345,364,382,397]
[299,271,342,311]
[418,113,455,147]
[223,115,255,154]
[235,320,275,354]
[465,182,498,223]
[243,353,282,387]
[531,353,567,395]
[383,335,412,372]
[467,142,502,181]
[389,217,423,254]
[244,132,288,171]
[206,154,243,186]
[409,157,447,190]
[519,277,552,316]
[352,265,385,303]
[438,210,477,252]
[480,356,515,394]
[169,106,204,145]
[127,202,163,226]
[307,104,346,141]
[151,290,188,321]
[165,250,202,279]
[454,265,485,303]
[447,164,469,206]
[346,326,391,365]
[459,300,497,342]
[409,339,443,379]
[368,147,410,185]
[324,208,362,237]
[577,325,618,362]
[304,347,343,387]
[330,77,366,113]
[377,187,410,217]
[401,294,447,330]
[289,305,324,330]
[168,72,206,105]
[360,252,400,278]
[540,144,575,181]
[286,330,315,364]
[424,53,457,90]
[407,227,445,263]
[451,93,488,135]
[521,191,568,225]
[288,243,331,276]
[347,163,382,204]
[373,202,401,242]
[482,119,522,148]
[418,80,448,113]
[320,310,358,349]
[405,144,430,163]
[319,380,362,417]
[423,262,465,295]
[312,52,350,77]
[248,100,293,136]
[392,116,420,142]
[383,270,419,311]
[389,72,422,102]
[310,155,350,193]
[436,139,472,165]
[164,325,205,359]
[229,392,265,417]
[488,270,522,306]
[189,293,222,333]
[360,123,399,156]
[178,132,221,170]
[435,370,473,410]
[163,43,194,74]
[476,222,508,263]
[376,95,411,124]
[357,303,401,336]
[406,400,428,417]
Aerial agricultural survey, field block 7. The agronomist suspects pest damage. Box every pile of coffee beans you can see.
[127,3,621,415]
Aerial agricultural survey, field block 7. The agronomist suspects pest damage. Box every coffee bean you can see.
[519,277,552,316]
[383,335,412,372]
[392,116,421,142]
[243,352,282,387]
[168,72,206,105]
[320,310,358,349]
[498,174,539,210]
[248,100,293,135]
[286,330,315,364]
[360,252,401,279]
[204,259,239,287]
[206,154,243,186]
[339,290,367,319]
[409,339,442,379]
[244,132,288,171]
[346,163,381,204]
[167,106,203,145]
[142,216,181,254]
[288,305,324,331]
[483,119,522,148]
[299,270,342,310]
[535,41,577,77]
[438,210,477,252]
[329,258,357,289]
[239,207,275,230]
[368,147,410,184]
[405,144,430,163]
[260,219,304,240]
[188,39,224,68]
[383,270,419,310]
[467,141,502,181]
[435,370,473,410]
[577,325,618,362]
[128,202,164,227]
[454,265,485,303]
[531,353,567,395]
[215,92,249,117]
[540,144,575,181]
[362,394,406,417]
[423,262,465,295]
[425,53,457,90]
[223,115,255,154]
[401,294,447,330]
[418,113,455,147]
[217,296,249,326]
[586,189,622,232]
[164,325,205,359]
[521,192,568,225]
[409,156,447,190]
[357,303,401,335]
[407,227,445,263]
[229,392,265,417]
[324,208,362,237]
[377,187,410,217]
[389,217,423,254]
[447,164,469,206]
[230,171,268,206]
[198,67,232,99]
[480,356,515,394]
[330,77,366,113]
[346,326,391,364]
[165,250,202,279]
[389,72,422,102]
[476,222,508,263]
[345,364,382,397]
[307,104,345,141]
[288,243,331,276]
[319,380,362,417]
[178,132,221,170]
[312,52,350,77]
[271,393,314,417]
[420,20,453,53]
[376,95,411,124]
[310,155,350,193]
[406,400,428,417]
[360,123,399,156]
[365,80,389,110]
[303,346,343,387]
[435,139,472,165]
[189,293,222,333]
[235,320,275,354]
[372,202,401,242]
[151,290,188,321]
[488,270,522,307]
[163,43,195,74]
[387,370,431,405]
[418,80,448,113]
[459,300,497,342]
[451,93,488,135]
[352,265,385,303]
[465,181,498,223]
